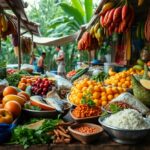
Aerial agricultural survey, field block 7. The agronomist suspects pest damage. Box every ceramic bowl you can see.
[68,123,103,144]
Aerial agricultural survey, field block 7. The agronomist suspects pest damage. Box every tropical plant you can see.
[48,0,94,36]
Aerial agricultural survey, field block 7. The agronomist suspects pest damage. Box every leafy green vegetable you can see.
[24,103,41,111]
[81,92,95,107]
[91,72,108,82]
[10,118,61,149]
[101,103,122,117]
[109,104,122,113]
[6,73,22,87]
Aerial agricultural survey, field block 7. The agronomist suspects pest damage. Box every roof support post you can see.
[17,15,21,70]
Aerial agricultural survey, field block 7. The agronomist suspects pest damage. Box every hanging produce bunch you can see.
[77,31,99,51]
[135,22,145,40]
[99,1,135,35]
[21,37,32,55]
[0,14,17,40]
[89,22,104,46]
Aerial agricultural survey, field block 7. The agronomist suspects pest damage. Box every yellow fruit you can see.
[114,93,119,98]
[106,88,113,95]
[93,92,101,99]
[101,101,107,106]
[107,94,114,101]
[3,94,26,106]
[101,96,107,101]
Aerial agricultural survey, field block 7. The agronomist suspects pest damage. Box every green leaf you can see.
[71,0,85,17]
[59,3,84,25]
[84,0,93,22]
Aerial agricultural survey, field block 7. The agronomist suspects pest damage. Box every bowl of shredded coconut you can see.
[99,109,150,144]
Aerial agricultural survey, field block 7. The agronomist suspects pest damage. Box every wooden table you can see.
[0,132,150,150]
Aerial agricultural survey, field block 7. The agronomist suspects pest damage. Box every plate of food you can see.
[23,95,72,118]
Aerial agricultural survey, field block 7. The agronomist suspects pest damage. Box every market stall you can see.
[0,0,150,149]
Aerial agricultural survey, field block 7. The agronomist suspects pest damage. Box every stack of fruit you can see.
[89,22,104,46]
[18,76,39,91]
[69,78,126,107]
[99,1,134,35]
[0,86,29,124]
[104,68,144,88]
[77,31,99,51]
[31,77,55,96]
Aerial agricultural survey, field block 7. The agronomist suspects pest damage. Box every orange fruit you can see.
[101,101,107,106]
[4,101,21,118]
[77,93,83,99]
[93,92,101,99]
[21,78,27,83]
[101,92,106,97]
[106,88,113,95]
[93,99,99,106]
[111,87,118,94]
[101,96,107,101]
[94,86,101,92]
[3,86,18,97]
[107,94,114,101]
[114,93,119,98]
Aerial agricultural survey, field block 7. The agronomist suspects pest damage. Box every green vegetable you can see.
[18,70,30,75]
[101,103,122,117]
[24,103,41,111]
[81,92,95,107]
[91,72,108,82]
[109,104,122,113]
[6,73,22,87]
[71,68,89,82]
[10,118,61,149]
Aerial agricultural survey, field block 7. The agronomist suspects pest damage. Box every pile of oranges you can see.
[18,76,39,91]
[69,78,126,107]
[104,68,144,89]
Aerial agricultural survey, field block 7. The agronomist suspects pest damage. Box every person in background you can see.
[55,46,66,77]
[29,54,38,72]
[37,52,46,74]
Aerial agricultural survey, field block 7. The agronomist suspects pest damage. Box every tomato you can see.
[0,109,13,124]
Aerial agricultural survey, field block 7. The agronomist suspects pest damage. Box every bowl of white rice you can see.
[99,109,150,144]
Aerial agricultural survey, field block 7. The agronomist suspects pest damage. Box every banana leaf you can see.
[59,3,84,25]
[71,0,85,17]
[84,0,93,22]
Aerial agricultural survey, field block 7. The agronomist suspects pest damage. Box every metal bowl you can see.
[98,116,150,144]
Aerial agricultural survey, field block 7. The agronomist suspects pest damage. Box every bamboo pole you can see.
[17,15,21,70]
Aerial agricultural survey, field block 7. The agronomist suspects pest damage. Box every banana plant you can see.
[48,0,94,36]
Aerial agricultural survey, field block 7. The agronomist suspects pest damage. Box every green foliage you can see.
[10,118,61,149]
[59,3,84,25]
[84,0,93,22]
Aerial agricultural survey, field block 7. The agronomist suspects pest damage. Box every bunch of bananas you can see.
[89,22,104,46]
[136,22,145,40]
[0,14,17,40]
[0,14,8,35]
